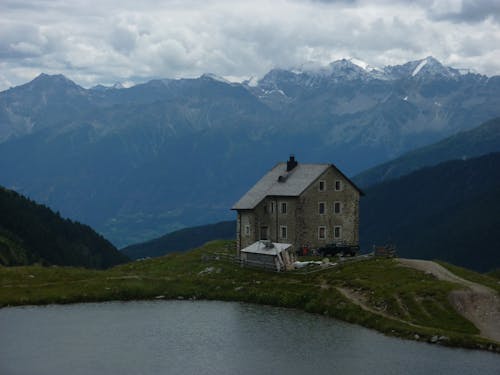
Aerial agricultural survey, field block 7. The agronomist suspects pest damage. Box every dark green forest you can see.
[360,152,500,272]
[0,187,128,268]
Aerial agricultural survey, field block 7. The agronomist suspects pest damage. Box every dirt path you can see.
[336,286,421,326]
[399,258,500,343]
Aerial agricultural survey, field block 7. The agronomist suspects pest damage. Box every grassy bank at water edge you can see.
[1,240,498,352]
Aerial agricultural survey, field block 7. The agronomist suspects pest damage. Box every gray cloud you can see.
[427,0,500,23]
[0,0,499,90]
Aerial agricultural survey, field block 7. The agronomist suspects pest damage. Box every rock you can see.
[177,296,185,300]
[414,334,420,340]
[154,295,165,299]
[438,336,449,342]
[430,335,439,343]
[234,286,243,291]
[198,267,215,275]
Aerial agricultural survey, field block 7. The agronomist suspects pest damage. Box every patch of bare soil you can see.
[399,259,500,343]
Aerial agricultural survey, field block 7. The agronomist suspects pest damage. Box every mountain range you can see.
[1,56,500,246]
[353,116,500,187]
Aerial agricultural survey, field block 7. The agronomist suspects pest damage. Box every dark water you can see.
[0,300,499,375]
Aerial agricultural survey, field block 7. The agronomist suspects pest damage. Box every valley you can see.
[1,57,500,246]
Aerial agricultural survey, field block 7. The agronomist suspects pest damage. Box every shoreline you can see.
[1,240,499,354]
[2,294,499,354]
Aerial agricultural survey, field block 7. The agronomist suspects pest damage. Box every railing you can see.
[202,252,282,272]
[202,250,374,274]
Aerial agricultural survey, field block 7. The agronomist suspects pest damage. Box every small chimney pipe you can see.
[286,155,298,172]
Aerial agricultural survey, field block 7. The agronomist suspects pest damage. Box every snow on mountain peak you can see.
[201,73,231,84]
[412,59,428,76]
[348,58,382,72]
[112,82,125,89]
[245,76,259,87]
[409,56,461,79]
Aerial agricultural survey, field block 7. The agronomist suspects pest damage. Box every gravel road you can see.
[399,258,500,343]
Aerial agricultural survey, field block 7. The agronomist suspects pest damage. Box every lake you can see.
[0,300,499,374]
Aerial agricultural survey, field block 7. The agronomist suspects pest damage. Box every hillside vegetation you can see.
[122,220,234,259]
[1,240,498,352]
[353,117,500,188]
[0,187,129,269]
[360,152,500,272]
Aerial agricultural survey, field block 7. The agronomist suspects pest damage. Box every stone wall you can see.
[295,166,360,250]
[236,165,360,252]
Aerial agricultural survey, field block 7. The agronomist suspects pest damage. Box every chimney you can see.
[286,155,298,172]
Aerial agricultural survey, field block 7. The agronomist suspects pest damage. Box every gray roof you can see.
[232,162,330,210]
[241,241,292,255]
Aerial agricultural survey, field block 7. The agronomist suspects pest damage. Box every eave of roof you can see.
[331,164,365,196]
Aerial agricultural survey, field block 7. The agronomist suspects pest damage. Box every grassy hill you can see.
[0,187,129,269]
[1,240,499,352]
[353,117,500,188]
[122,220,235,259]
[360,152,500,272]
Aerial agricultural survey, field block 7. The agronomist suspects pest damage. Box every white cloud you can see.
[0,0,499,90]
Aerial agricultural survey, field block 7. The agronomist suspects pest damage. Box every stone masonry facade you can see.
[235,165,361,253]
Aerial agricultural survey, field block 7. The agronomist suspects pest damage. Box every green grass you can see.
[437,261,500,294]
[0,240,498,352]
[489,269,500,280]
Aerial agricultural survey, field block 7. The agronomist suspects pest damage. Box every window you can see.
[280,202,287,214]
[319,180,326,192]
[270,201,275,213]
[260,226,268,240]
[318,226,326,240]
[334,225,342,239]
[280,225,288,239]
[244,225,250,236]
[334,201,342,214]
[318,202,326,215]
[335,180,342,191]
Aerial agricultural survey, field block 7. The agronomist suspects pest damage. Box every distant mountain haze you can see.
[122,220,235,260]
[1,57,500,246]
[353,117,500,188]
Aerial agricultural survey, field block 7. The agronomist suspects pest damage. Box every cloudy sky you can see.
[1,0,499,90]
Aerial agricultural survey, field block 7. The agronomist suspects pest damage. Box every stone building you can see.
[232,156,364,254]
